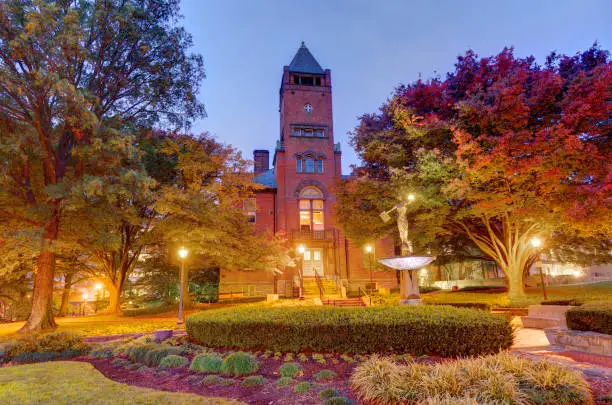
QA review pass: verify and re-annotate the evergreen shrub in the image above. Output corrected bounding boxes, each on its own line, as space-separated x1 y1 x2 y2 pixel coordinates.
3 331 88 363
186 306 513 356
158 355 188 369
566 303 612 334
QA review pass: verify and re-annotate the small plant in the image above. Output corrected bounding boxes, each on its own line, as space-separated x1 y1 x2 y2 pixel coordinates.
320 388 342 400
298 353 308 362
112 358 129 367
218 377 236 386
158 355 188 369
276 376 293 387
273 351 282 360
340 354 355 363
184 375 202 385
283 353 294 362
240 375 266 387
294 381 312 393
324 397 352 405
200 375 222 386
314 369 338 381
89 345 114 359
312 353 326 364
137 365 153 374
261 350 273 359
126 362 143 370
144 346 183 366
190 353 223 373
220 351 259 376
278 362 302 378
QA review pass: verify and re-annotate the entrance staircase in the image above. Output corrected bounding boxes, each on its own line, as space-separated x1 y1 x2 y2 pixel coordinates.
323 298 366 307
303 277 338 298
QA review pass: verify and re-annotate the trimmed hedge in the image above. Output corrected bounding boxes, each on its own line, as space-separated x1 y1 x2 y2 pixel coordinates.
186 306 513 357
566 303 612 335
429 302 491 311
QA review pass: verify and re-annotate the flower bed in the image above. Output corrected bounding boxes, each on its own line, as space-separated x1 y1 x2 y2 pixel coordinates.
186 306 513 356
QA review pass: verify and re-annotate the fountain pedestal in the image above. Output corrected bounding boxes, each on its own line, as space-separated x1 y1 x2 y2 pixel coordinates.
378 255 436 305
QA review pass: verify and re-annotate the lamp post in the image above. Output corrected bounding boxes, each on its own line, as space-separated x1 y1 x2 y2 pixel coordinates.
530 237 547 301
297 244 305 299
365 245 374 305
177 246 189 325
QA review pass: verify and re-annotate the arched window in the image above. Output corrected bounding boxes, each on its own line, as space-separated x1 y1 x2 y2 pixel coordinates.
299 187 324 231
296 154 324 173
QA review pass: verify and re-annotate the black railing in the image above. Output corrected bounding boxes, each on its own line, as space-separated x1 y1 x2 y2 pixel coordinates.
290 229 334 241
314 272 325 300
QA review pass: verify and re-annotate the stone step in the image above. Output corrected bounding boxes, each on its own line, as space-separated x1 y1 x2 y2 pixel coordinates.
521 316 566 329
323 298 365 307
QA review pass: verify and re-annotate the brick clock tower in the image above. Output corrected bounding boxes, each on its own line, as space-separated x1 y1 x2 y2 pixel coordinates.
219 43 396 299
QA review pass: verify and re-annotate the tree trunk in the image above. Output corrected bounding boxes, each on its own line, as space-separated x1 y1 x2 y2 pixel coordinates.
19 211 60 333
107 283 122 314
58 272 73 317
505 263 526 300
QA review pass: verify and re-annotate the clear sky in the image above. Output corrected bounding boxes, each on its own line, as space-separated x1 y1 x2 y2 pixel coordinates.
180 0 611 174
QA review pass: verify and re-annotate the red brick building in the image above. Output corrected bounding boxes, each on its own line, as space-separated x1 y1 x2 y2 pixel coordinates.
219 43 398 298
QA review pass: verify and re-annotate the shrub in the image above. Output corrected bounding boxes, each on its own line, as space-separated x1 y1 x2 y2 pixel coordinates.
419 286 441 294
186 306 512 356
428 302 491 311
144 346 184 366
541 299 582 306
276 376 293 387
351 352 592 405
220 351 259 376
566 303 612 334
320 388 342 400
294 382 311 393
158 355 188 369
200 375 223 386
314 369 338 381
190 353 223 373
4 331 88 363
278 362 302 378
240 375 266 387
324 397 352 405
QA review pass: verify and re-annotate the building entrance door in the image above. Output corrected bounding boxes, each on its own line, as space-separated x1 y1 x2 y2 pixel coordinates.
302 248 323 277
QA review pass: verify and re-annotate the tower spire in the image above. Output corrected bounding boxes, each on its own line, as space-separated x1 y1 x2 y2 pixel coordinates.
289 42 324 74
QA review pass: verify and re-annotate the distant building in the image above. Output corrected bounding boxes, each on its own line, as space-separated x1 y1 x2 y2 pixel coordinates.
219 43 397 298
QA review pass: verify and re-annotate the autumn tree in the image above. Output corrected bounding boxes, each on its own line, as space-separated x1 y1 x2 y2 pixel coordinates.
339 45 611 300
0 0 204 331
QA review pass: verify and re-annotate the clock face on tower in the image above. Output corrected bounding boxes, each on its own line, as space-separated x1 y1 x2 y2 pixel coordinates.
304 104 313 113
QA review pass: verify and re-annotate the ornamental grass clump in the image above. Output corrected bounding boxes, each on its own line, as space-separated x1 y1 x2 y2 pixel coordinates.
314 369 338 381
240 375 266 387
190 353 223 373
351 352 592 405
158 355 188 369
186 305 512 356
220 352 259 377
278 362 302 378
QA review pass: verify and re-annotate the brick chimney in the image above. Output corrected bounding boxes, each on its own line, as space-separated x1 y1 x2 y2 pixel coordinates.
253 150 269 174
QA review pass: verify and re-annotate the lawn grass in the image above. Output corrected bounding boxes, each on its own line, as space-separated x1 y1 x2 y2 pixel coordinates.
0 361 242 404
421 281 612 308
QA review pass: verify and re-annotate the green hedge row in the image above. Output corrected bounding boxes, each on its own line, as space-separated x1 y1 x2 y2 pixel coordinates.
186 306 513 357
566 303 612 335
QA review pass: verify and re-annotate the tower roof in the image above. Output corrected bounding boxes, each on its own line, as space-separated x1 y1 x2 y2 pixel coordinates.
288 42 324 74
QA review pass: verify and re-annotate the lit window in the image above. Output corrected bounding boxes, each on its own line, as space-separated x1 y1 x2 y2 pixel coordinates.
298 191 324 232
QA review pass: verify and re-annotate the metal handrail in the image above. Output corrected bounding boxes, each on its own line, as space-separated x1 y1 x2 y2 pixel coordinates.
358 286 372 306
314 272 325 300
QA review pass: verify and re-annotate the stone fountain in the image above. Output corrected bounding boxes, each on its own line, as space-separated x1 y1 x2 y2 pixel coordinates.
378 196 436 304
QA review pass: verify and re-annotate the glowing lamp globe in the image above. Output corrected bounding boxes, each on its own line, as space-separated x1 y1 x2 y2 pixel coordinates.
530 237 542 248
365 245 373 253
178 247 188 259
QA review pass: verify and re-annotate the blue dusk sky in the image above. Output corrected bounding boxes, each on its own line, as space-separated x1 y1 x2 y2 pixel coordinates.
180 0 611 174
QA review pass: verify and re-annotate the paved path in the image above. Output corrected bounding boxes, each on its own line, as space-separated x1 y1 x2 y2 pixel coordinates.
512 327 612 379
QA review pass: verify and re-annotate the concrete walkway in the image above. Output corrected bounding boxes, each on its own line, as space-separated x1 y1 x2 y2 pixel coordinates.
512 327 612 379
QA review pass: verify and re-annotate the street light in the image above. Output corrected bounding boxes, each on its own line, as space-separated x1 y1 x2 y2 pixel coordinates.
365 245 374 305
177 246 188 325
530 237 547 300
407 193 415 202
297 244 306 299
